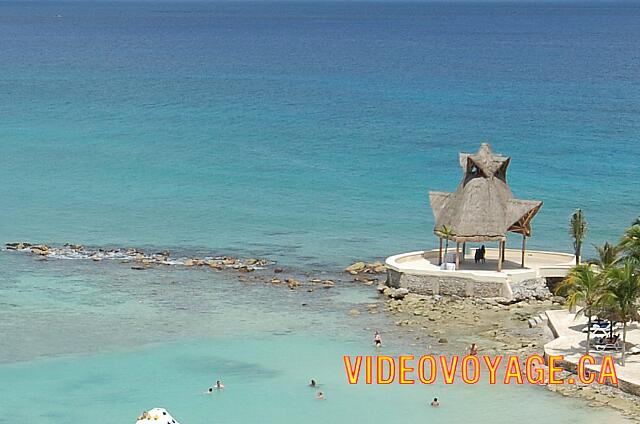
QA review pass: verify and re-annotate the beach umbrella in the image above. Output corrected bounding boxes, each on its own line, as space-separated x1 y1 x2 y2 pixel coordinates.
136 407 180 424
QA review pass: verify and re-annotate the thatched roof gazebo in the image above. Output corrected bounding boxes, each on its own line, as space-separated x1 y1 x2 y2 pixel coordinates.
429 143 542 271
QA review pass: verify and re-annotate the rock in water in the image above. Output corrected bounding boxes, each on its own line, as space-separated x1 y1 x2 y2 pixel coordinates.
285 278 300 289
370 261 387 273
345 261 366 274
136 407 180 424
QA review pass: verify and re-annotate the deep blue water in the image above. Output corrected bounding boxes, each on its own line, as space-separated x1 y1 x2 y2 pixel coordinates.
1 0 638 266
0 2 638 422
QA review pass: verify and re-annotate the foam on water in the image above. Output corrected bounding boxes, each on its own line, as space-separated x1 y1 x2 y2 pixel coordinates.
5 243 273 269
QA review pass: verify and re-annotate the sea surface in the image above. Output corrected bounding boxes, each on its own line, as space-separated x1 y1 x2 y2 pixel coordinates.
0 1 639 423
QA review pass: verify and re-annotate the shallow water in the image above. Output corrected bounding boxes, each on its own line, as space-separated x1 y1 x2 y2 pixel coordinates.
0 252 632 423
0 334 630 424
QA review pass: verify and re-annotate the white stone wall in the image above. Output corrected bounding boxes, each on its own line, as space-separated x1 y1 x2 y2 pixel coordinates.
387 269 551 301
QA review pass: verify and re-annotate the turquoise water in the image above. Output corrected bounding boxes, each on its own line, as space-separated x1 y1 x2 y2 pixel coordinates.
1 1 638 266
0 253 629 423
0 1 639 422
0 335 627 424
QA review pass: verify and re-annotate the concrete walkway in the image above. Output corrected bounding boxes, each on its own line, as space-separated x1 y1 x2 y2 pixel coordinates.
544 309 640 395
386 248 575 284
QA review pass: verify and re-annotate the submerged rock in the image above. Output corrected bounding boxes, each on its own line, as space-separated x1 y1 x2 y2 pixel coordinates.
238 266 254 273
322 280 335 287
285 278 300 289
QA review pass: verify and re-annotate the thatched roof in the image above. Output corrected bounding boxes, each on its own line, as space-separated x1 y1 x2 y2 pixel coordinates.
429 143 542 242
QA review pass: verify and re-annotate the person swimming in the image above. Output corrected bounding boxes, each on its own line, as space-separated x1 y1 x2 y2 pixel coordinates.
316 391 325 400
431 397 440 407
309 379 317 387
374 331 382 347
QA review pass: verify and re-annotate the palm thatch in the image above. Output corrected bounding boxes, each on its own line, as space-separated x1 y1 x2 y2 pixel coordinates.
429 143 542 242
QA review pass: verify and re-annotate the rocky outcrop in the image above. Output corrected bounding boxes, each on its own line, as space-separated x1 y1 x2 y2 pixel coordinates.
285 278 300 289
5 241 349 295
377 282 564 356
5 242 32 250
4 242 270 272
509 277 552 302
545 371 640 418
345 261 387 275
377 285 409 300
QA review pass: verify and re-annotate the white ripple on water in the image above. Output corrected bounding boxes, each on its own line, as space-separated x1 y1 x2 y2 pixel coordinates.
4 243 272 270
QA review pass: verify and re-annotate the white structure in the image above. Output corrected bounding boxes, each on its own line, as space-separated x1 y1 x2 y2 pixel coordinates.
136 408 180 424
386 248 575 300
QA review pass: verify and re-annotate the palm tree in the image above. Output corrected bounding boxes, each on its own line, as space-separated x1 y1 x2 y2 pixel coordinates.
570 209 588 265
587 242 621 270
606 259 640 365
556 265 607 355
621 224 640 262
440 225 455 261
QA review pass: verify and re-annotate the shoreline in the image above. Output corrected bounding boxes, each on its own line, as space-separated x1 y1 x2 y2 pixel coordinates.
374 284 640 421
5 241 640 420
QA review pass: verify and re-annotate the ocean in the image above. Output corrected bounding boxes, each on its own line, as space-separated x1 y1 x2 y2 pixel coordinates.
0 1 638 422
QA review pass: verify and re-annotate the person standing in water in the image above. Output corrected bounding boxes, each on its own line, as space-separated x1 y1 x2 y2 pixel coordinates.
309 379 317 387
431 397 440 407
374 331 382 347
214 380 224 389
316 391 325 400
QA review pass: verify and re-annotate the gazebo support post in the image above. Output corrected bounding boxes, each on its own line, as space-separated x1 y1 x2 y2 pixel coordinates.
462 242 466 262
521 235 526 268
455 242 460 270
497 240 504 272
438 238 443 265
